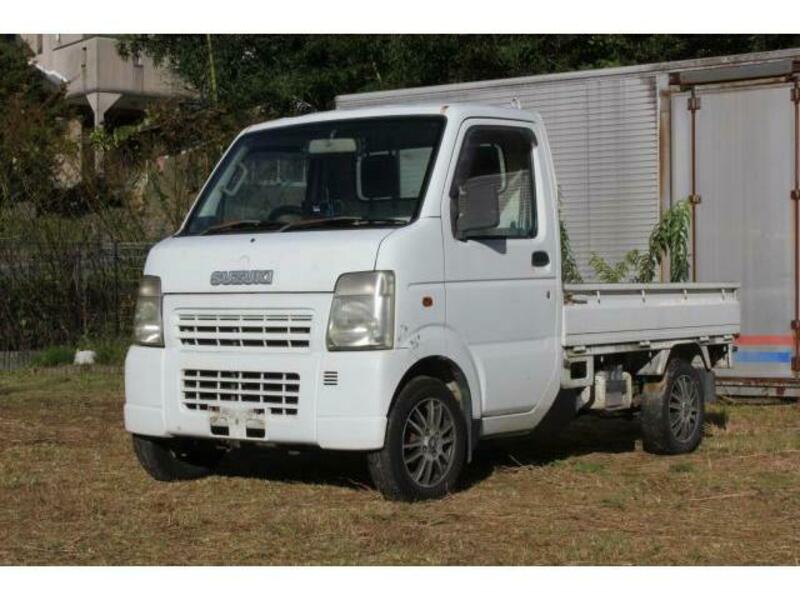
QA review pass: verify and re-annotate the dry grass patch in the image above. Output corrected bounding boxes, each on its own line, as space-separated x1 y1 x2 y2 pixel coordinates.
1 368 799 565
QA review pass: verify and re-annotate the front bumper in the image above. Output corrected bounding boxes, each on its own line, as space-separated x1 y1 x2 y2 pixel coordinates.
124 343 410 451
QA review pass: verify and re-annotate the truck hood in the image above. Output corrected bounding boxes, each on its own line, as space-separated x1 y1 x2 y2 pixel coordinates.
144 229 394 294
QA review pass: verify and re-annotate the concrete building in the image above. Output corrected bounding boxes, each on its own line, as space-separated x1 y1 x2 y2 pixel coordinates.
21 34 188 130
338 48 800 396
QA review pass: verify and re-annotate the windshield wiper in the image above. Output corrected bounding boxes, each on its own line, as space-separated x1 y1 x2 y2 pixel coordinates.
279 216 408 232
200 219 285 236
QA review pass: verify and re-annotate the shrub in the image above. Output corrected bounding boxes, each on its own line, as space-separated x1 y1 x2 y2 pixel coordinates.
32 345 74 367
590 200 692 283
88 338 130 366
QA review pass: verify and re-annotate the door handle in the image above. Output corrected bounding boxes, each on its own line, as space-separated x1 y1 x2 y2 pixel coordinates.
532 251 550 267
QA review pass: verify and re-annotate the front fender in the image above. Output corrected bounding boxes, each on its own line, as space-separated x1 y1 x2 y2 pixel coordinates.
401 323 484 420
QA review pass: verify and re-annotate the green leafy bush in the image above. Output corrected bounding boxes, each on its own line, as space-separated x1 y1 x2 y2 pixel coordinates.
642 199 692 283
29 339 129 368
590 200 692 284
31 345 74 367
87 338 130 366
559 187 583 284
560 219 583 285
589 250 646 284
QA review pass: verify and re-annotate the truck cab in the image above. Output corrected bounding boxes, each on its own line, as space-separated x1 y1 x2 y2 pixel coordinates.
125 104 739 500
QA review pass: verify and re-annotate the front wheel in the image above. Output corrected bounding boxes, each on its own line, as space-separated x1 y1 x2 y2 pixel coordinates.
641 358 705 455
367 376 467 501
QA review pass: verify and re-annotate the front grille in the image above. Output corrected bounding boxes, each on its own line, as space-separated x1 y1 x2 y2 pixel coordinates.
182 369 300 415
175 311 312 350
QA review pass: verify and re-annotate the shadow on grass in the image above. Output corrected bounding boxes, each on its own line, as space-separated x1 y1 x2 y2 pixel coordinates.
215 446 374 491
705 408 729 430
461 406 640 489
210 396 642 493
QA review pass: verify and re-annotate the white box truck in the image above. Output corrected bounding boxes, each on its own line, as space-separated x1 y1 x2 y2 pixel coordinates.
125 104 740 501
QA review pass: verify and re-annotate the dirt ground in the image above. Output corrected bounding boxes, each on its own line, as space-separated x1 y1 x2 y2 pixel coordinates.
1 368 798 565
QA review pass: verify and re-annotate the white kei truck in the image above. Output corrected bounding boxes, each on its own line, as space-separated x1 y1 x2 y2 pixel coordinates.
125 104 740 501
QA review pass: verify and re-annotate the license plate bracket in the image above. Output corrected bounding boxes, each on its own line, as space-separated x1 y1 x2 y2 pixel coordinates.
209 405 267 439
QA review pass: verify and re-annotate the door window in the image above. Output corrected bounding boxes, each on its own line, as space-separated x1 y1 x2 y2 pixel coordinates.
451 126 537 239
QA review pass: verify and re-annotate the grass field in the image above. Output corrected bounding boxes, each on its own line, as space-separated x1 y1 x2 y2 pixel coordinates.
1 368 799 565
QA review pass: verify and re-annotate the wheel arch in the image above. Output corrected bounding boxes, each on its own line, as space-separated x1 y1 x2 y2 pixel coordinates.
637 343 711 381
391 355 479 461
639 343 715 407
669 342 711 370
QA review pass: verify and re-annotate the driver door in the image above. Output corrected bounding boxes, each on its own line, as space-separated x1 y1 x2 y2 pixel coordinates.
443 120 559 417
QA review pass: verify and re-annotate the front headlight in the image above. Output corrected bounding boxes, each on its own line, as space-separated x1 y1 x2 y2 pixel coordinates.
133 275 164 347
327 271 395 350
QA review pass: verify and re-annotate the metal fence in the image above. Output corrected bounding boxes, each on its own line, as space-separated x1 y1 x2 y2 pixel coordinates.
0 350 39 371
0 240 153 353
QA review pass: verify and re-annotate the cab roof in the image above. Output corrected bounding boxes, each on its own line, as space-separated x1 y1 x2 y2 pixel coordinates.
244 103 541 134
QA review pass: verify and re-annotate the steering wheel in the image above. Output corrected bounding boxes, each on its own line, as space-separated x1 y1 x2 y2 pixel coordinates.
267 205 305 223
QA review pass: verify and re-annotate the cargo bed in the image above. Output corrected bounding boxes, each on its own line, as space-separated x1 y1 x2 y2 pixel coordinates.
563 283 740 351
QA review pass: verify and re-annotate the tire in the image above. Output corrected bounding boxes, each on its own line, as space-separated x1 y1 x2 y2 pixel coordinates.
367 376 467 502
132 434 225 481
641 358 705 455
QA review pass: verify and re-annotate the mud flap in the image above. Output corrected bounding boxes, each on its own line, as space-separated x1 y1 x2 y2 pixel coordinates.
698 368 716 404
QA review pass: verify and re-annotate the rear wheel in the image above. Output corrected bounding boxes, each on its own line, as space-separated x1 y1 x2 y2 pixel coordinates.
132 434 226 481
367 376 467 501
641 358 705 454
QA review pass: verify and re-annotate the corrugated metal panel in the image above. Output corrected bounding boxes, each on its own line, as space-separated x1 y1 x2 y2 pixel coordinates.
338 75 660 279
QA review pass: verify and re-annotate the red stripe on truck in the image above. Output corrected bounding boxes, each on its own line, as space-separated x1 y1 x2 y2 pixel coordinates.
735 335 794 347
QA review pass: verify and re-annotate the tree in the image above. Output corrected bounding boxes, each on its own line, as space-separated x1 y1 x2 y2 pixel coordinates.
118 35 388 116
118 34 800 116
0 37 72 208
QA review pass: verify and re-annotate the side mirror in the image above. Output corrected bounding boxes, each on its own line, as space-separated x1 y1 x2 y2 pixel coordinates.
455 177 500 240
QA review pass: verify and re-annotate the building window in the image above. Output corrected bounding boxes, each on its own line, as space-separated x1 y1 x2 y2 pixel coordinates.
36 34 43 54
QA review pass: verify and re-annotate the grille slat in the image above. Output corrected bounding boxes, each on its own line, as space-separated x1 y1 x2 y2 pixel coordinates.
175 311 312 350
180 372 296 383
182 369 300 416
323 371 339 386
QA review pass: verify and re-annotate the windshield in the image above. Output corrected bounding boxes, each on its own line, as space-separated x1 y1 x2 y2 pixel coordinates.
182 116 446 236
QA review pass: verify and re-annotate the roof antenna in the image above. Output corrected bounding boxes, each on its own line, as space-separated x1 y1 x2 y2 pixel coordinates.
510 97 522 110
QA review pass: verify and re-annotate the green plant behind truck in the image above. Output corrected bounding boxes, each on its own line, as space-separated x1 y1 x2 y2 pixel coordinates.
589 200 692 284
